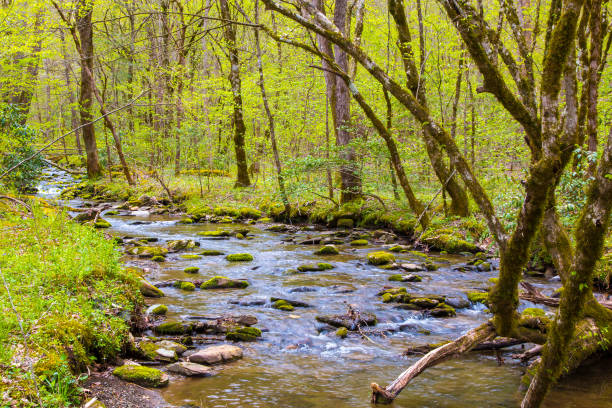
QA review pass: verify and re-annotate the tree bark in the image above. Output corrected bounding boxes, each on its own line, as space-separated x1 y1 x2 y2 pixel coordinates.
76 0 102 178
219 0 251 187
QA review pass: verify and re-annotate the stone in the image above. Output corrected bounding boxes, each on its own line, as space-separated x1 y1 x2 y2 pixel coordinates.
400 263 425 272
166 239 199 252
226 327 262 342
200 276 249 289
184 267 199 274
155 340 187 355
429 304 457 317
199 249 225 256
174 281 196 291
388 274 422 282
151 255 165 263
112 365 169 388
314 245 340 255
128 246 168 258
336 218 354 228
146 304 168 316
270 297 311 308
139 279 164 298
315 312 377 330
167 362 215 377
336 327 348 338
226 253 254 262
389 245 410 253
197 230 232 238
350 239 368 246
154 348 177 362
153 321 193 335
367 251 395 265
188 345 243 365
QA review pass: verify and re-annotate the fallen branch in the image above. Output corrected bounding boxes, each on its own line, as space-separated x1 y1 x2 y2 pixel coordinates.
42 158 85 175
0 195 33 215
512 345 543 362
371 322 496 404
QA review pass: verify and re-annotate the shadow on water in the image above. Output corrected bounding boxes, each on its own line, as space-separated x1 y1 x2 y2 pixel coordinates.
36 168 612 408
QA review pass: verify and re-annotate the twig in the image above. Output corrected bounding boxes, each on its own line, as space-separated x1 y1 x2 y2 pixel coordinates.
414 169 457 243
42 158 85 175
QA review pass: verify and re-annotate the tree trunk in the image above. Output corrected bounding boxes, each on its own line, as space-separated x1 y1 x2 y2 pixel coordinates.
333 0 361 203
254 0 289 213
60 30 81 155
219 0 250 187
76 0 102 178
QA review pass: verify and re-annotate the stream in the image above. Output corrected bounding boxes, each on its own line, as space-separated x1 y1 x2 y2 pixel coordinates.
37 168 612 408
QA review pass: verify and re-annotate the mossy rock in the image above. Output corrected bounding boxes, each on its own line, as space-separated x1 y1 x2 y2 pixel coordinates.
226 253 254 262
429 303 457 317
112 365 169 388
314 245 339 255
174 281 196 291
153 321 193 335
478 262 492 271
367 251 395 265
226 326 262 342
421 229 479 254
317 262 334 270
410 297 439 309
521 307 546 318
151 255 166 263
259 217 272 223
105 210 119 216
350 239 368 246
272 299 294 311
146 304 168 316
388 274 422 282
180 254 202 260
467 291 489 304
239 207 262 219
200 276 249 289
128 246 168 258
178 218 193 224
423 261 438 271
336 327 348 338
184 266 199 274
93 218 111 228
235 233 245 239
389 245 409 253
199 249 225 256
197 230 231 237
336 218 354 228
140 279 164 298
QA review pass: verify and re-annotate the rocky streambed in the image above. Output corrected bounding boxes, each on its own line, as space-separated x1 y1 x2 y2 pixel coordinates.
37 169 612 408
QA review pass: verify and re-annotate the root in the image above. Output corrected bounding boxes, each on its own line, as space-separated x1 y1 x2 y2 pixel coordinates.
371 322 496 404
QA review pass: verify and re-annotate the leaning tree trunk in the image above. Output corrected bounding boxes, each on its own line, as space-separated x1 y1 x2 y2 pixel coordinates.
219 0 250 187
76 0 102 179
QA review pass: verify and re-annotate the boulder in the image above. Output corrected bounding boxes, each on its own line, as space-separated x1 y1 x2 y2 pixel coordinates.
226 327 262 342
400 263 425 272
314 245 340 255
367 251 395 265
112 365 169 388
315 312 377 330
188 345 243 365
153 321 193 335
146 304 168 316
139 279 164 298
200 276 249 289
167 362 215 377
155 340 187 355
166 239 199 252
226 253 254 262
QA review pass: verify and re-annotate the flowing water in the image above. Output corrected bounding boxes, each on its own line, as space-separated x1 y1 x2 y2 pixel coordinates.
37 169 612 408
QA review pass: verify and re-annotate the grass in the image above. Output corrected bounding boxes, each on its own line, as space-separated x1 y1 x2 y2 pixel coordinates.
0 205 141 406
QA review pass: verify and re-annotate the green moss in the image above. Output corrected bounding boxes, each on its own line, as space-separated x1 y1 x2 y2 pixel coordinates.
235 233 245 239
148 304 168 315
467 291 489 304
197 230 231 237
93 218 111 228
297 264 324 272
389 245 408 253
226 326 262 341
336 327 348 338
213 206 241 217
350 239 369 246
367 251 395 265
178 217 193 224
521 307 546 318
140 279 164 297
199 249 224 256
128 246 168 258
151 255 165 263
314 245 339 255
381 293 393 303
173 281 196 291
272 299 294 311
226 253 254 262
239 207 262 219
112 365 168 388
317 262 334 270
153 321 193 335
421 228 479 253
180 254 201 260
479 262 492 271
184 266 199 274
430 303 457 317
200 276 249 289
336 218 354 228
389 274 422 282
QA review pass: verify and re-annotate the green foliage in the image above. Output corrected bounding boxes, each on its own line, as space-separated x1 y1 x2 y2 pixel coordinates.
0 206 141 405
0 104 44 192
